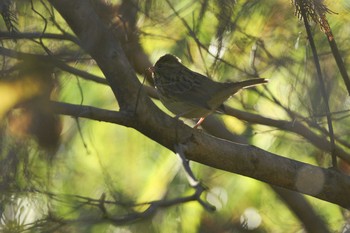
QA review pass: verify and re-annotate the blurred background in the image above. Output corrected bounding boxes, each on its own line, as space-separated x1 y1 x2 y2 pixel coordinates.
0 0 349 232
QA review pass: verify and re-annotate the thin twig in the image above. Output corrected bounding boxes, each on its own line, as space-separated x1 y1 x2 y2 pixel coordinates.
0 31 80 44
0 46 107 84
174 143 200 187
174 143 215 211
327 37 350 95
27 187 213 226
299 5 336 168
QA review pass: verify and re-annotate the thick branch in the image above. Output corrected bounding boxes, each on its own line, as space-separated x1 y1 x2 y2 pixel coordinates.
50 101 350 208
183 133 350 208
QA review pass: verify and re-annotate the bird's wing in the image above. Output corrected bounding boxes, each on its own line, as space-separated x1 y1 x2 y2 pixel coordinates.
168 68 219 110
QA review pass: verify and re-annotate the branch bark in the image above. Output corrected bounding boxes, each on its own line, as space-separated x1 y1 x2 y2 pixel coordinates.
51 101 350 208
48 0 350 208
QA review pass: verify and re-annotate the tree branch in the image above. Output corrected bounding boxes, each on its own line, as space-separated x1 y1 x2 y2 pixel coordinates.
272 186 330 233
0 46 108 85
49 99 350 208
0 31 80 44
299 2 336 167
50 101 132 126
224 106 350 163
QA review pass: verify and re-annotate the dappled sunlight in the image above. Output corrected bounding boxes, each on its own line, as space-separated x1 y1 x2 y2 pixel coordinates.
206 186 228 210
0 77 43 120
0 0 349 232
295 165 325 195
240 207 262 230
0 194 48 232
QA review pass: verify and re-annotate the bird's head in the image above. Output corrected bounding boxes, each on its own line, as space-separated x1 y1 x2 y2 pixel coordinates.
154 54 182 70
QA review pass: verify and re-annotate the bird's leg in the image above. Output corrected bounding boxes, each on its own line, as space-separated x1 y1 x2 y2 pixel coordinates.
175 111 206 129
194 117 206 128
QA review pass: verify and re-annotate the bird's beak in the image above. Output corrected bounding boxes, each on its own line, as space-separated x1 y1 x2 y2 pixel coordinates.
144 66 155 81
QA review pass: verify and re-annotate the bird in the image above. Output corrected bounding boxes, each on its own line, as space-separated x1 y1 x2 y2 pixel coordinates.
150 54 268 127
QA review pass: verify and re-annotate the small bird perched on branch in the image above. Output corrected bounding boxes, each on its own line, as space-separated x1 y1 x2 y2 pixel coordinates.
150 54 268 127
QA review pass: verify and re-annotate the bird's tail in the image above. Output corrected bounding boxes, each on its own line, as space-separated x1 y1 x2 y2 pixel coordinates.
232 78 268 91
208 78 268 109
